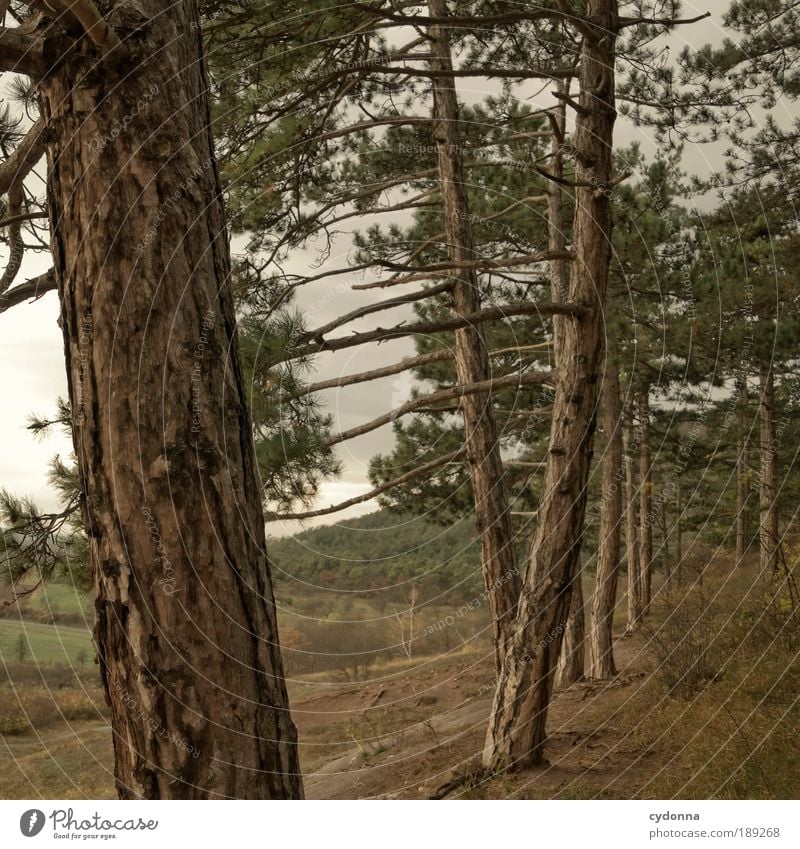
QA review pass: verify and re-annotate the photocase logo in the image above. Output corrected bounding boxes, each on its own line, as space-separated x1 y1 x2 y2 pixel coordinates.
19 810 45 837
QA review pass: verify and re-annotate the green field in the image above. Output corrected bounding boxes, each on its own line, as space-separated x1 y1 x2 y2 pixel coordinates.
0 619 93 667
23 583 92 619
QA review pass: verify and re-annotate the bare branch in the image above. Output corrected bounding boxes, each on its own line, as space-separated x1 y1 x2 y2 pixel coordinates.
282 300 587 362
324 371 554 447
352 250 573 290
618 11 711 29
297 345 553 397
302 280 453 340
0 268 57 314
0 209 47 228
266 447 467 521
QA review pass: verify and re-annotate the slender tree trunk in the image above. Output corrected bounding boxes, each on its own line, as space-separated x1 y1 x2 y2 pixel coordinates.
482 0 618 770
555 565 585 688
736 372 751 561
624 412 643 633
589 360 623 679
759 363 779 575
659 497 670 574
638 389 653 615
547 88 569 307
39 2 302 798
675 480 683 583
428 0 520 668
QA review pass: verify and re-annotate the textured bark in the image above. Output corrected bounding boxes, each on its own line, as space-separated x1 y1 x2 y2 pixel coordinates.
759 363 779 576
638 390 653 615
624 413 643 633
736 373 751 561
482 0 618 770
428 0 520 668
555 566 585 689
38 3 302 798
589 361 623 679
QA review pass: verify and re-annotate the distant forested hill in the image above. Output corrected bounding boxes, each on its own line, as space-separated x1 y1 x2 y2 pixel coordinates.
268 510 484 600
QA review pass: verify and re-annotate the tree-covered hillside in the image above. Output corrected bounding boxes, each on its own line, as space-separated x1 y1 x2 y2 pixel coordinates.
269 510 484 600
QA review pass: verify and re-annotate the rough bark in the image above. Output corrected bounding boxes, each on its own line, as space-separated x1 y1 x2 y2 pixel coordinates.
428 0 520 669
482 0 618 771
758 362 779 576
736 372 751 561
589 360 623 679
624 412 643 633
554 565 585 689
38 2 302 798
638 389 653 615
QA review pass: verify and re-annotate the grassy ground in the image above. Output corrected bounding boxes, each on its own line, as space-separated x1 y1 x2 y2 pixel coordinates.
0 619 93 667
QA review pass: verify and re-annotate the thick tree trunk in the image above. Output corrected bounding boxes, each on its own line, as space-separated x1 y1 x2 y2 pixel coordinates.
759 363 779 575
638 390 653 615
482 0 618 771
428 0 520 668
555 566 585 689
736 373 751 561
624 413 643 633
589 360 623 679
39 2 302 798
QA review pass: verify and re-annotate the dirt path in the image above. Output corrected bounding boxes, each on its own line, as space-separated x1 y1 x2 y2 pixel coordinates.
296 632 657 799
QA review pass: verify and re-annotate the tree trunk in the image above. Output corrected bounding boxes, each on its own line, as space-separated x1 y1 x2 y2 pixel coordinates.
736 372 751 561
39 2 302 799
624 412 643 633
482 0 618 771
547 88 569 307
675 480 683 583
555 565 585 689
659 497 670 574
589 360 623 679
638 389 653 615
428 0 520 668
759 363 779 575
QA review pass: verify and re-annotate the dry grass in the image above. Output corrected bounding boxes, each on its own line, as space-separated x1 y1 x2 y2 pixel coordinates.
619 560 800 798
0 687 108 736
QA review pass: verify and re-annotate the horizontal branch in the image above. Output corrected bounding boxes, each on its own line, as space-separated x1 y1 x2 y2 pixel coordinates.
283 301 586 362
266 447 468 521
301 279 453 341
324 371 554 447
361 63 576 82
353 250 572 290
0 209 48 228
0 268 57 314
296 344 553 397
618 11 711 29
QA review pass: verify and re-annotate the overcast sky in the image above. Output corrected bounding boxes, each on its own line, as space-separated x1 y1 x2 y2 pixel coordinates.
0 1 792 538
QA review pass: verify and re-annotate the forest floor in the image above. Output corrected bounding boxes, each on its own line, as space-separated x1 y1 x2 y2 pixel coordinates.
298 632 656 799
1 560 797 798
0 632 655 799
